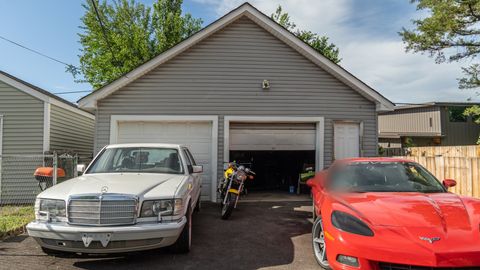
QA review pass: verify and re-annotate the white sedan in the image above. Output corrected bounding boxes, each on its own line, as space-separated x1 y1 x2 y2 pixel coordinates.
27 143 202 254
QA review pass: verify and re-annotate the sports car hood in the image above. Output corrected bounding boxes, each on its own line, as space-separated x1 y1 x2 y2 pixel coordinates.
37 173 187 201
335 192 474 230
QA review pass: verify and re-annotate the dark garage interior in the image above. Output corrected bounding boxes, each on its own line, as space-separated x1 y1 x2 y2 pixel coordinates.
230 150 315 193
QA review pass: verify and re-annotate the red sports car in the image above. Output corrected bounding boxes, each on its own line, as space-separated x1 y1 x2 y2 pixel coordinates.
307 158 480 270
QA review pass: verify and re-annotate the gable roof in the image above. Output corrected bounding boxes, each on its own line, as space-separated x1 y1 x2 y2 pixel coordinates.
78 2 394 112
0 70 94 119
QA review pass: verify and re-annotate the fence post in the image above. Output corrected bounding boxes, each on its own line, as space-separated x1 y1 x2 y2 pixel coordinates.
73 154 78 177
53 151 58 186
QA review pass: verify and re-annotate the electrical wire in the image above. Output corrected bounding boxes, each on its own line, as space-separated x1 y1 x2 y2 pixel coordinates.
90 0 120 66
0 35 78 68
53 90 91 95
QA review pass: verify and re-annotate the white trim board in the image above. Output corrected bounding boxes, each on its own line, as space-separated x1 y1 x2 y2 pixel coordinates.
78 3 394 112
43 103 51 152
109 115 219 202
223 116 325 171
0 73 95 119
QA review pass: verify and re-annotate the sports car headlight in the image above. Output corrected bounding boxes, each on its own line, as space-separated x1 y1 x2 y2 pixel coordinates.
331 211 374 236
140 199 183 217
35 199 66 221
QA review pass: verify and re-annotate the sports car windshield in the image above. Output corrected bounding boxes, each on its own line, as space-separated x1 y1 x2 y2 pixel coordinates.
86 147 184 174
328 162 446 193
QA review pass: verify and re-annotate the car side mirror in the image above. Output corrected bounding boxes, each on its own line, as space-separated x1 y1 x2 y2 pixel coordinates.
192 165 203 173
443 179 457 188
77 164 86 176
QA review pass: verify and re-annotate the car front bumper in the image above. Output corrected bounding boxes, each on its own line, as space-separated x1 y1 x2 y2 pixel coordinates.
324 225 480 270
26 217 186 254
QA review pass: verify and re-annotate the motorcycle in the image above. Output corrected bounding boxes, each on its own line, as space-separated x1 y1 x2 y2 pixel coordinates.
218 162 255 219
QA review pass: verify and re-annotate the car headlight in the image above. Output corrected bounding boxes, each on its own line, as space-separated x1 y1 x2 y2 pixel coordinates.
331 211 374 236
140 199 183 217
35 199 66 222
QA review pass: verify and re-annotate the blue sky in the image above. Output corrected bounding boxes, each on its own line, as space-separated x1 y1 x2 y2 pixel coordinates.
0 0 475 104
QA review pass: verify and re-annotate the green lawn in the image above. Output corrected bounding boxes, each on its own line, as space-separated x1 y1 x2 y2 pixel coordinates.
0 206 35 239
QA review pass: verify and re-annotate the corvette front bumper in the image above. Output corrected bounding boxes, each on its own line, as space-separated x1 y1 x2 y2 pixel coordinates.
324 226 480 270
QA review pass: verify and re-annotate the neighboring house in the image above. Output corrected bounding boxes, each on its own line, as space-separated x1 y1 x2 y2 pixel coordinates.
0 71 95 204
379 102 480 149
78 3 394 201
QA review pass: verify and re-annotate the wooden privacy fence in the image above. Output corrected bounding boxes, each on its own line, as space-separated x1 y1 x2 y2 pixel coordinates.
402 156 480 198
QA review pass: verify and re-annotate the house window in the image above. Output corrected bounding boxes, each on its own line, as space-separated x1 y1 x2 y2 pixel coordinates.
448 107 467 122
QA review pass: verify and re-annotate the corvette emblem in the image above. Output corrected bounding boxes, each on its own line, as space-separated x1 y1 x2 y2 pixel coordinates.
419 236 441 244
101 186 109 193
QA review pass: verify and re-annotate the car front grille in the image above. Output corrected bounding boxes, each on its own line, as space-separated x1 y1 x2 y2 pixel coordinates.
68 194 137 226
379 263 479 270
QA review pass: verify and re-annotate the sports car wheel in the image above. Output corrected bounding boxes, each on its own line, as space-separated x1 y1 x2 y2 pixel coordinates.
312 217 330 269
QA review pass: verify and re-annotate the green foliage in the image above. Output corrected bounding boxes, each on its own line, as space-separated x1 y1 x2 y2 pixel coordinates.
400 0 480 89
0 206 34 238
403 137 416 148
271 6 341 64
78 0 202 89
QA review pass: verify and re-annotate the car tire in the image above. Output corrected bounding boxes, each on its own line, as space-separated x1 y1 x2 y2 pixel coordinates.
312 217 331 269
171 205 192 253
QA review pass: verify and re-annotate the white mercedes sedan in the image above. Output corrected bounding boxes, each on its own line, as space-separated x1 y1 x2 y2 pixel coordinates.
27 143 203 254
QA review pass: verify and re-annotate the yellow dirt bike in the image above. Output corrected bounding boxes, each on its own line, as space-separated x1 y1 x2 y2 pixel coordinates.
218 162 255 220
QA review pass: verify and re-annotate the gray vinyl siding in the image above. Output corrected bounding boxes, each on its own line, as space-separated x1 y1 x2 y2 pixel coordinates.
379 106 442 137
0 81 44 155
94 17 377 190
50 104 95 161
0 81 44 204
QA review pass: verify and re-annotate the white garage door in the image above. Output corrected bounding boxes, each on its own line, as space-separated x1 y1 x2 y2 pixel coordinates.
230 123 316 151
116 121 212 200
334 123 360 160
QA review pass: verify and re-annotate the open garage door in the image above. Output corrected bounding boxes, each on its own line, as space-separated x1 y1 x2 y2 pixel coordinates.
116 121 213 201
229 122 316 192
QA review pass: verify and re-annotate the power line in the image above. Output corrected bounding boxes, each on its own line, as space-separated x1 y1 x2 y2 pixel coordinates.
0 35 78 68
53 90 91 95
90 0 120 66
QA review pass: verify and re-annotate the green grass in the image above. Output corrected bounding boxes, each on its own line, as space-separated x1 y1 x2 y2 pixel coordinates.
0 206 35 239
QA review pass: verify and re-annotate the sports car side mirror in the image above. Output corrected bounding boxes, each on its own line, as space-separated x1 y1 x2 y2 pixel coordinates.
443 179 457 188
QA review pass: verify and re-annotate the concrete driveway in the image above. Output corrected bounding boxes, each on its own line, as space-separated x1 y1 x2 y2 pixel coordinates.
0 200 318 270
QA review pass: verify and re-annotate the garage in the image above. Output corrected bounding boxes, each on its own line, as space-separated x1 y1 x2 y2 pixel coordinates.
78 4 395 202
110 116 218 201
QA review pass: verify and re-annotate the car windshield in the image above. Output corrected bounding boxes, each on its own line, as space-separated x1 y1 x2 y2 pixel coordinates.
327 162 446 193
86 147 184 174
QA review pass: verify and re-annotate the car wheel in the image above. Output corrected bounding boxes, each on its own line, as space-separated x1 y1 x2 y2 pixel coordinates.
312 217 331 269
171 205 192 253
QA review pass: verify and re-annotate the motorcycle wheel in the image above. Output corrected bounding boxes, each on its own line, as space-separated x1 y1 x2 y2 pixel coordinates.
221 193 236 220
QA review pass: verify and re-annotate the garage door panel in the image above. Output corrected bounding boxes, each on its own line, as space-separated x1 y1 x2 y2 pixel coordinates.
230 127 316 151
117 121 212 200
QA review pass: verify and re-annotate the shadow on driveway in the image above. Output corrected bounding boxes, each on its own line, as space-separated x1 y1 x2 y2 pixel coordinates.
0 201 317 270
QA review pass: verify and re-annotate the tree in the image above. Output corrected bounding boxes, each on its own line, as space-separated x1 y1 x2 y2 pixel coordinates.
400 0 480 142
271 6 341 63
400 0 480 89
78 0 202 89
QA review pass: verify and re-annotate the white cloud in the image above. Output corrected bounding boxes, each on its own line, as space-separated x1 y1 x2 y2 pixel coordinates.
192 0 476 103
